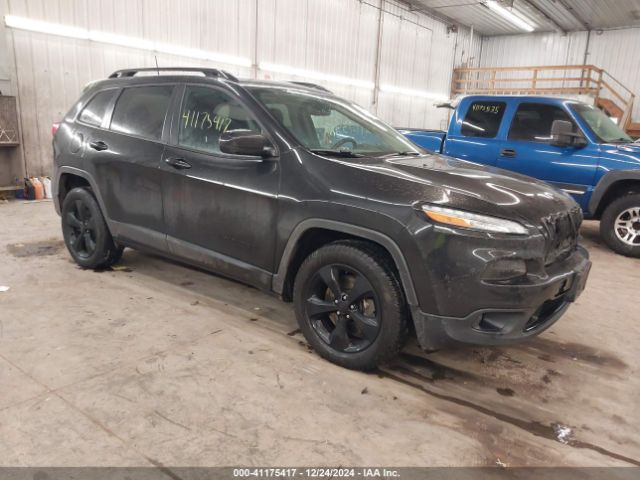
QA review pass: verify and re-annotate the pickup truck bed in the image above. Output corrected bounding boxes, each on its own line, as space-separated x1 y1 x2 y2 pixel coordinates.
397 128 446 153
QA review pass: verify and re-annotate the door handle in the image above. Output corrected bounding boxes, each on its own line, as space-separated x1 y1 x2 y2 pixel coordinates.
165 157 192 169
500 148 517 158
89 140 108 151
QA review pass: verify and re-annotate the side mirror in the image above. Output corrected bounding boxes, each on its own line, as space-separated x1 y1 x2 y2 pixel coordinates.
550 120 586 148
219 129 276 158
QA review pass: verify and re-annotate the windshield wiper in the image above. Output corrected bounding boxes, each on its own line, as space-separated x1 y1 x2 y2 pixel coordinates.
380 151 422 157
609 137 632 144
310 149 364 158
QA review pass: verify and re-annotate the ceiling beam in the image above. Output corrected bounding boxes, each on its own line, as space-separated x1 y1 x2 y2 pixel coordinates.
404 1 470 29
554 0 591 30
522 0 567 33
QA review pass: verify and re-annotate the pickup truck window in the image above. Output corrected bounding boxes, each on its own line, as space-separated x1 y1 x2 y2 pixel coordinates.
571 103 632 144
461 101 506 138
508 103 573 143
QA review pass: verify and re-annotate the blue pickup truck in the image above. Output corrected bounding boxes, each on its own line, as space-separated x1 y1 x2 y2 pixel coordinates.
400 95 640 257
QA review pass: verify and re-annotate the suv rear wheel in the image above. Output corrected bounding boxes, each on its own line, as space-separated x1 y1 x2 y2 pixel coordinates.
61 187 123 268
293 241 407 370
600 193 640 257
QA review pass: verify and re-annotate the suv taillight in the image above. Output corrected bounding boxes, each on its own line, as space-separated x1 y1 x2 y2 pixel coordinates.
51 122 60 137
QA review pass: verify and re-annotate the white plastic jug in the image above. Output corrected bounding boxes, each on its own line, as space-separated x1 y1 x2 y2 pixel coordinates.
42 177 53 199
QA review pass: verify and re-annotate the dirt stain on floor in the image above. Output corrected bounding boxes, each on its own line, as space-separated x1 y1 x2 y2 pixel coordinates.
7 239 64 257
378 368 640 467
496 387 515 397
522 337 627 369
393 352 480 383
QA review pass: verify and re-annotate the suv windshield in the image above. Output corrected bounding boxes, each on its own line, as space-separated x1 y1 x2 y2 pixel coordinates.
571 103 632 144
247 86 420 157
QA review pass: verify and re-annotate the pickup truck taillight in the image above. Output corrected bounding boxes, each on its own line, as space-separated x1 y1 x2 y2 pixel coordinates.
51 122 60 137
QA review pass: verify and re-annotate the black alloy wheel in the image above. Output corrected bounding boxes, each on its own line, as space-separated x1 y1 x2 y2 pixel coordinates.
293 241 407 370
61 187 123 269
304 263 381 353
65 198 98 258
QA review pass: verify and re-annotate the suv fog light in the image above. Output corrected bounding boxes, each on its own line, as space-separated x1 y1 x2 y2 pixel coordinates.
482 259 527 281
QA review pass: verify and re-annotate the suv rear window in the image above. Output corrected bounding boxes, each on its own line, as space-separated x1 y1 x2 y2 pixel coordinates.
110 85 174 141
78 90 116 127
461 101 506 138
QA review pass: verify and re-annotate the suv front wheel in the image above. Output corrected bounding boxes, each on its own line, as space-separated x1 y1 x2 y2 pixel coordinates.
600 193 640 257
293 241 407 370
61 187 124 269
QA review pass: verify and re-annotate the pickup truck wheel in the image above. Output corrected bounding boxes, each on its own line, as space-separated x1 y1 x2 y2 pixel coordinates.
293 241 407 370
600 193 640 257
61 187 123 269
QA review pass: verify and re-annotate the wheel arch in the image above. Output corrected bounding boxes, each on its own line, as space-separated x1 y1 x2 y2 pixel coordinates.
55 167 108 217
272 220 419 309
589 171 640 218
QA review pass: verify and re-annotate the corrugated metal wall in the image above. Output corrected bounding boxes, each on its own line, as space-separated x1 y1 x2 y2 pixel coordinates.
479 31 587 68
479 28 640 120
1 0 479 180
587 28 640 121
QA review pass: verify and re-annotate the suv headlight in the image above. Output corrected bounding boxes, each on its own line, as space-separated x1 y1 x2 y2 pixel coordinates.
422 205 528 235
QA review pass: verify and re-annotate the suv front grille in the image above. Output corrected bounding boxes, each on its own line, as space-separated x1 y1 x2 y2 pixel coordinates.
540 207 582 266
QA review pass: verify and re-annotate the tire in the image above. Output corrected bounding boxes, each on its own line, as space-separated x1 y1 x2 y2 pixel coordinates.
600 193 640 257
293 240 408 370
61 187 124 269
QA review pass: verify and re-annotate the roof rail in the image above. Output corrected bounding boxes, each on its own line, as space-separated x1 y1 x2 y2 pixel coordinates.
289 81 332 93
108 67 238 82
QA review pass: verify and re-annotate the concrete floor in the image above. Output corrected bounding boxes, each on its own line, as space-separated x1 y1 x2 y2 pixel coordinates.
0 200 638 468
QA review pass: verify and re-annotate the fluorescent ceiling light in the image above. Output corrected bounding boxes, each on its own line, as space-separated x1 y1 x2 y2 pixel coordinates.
156 42 250 67
5 14 88 39
380 84 448 102
4 15 252 68
485 1 535 32
89 31 154 50
6 14 446 98
259 62 375 90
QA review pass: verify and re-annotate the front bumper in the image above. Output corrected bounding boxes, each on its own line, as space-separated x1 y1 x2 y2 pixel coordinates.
411 245 591 350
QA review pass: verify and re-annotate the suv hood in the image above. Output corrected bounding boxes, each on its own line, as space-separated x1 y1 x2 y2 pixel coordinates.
322 152 579 226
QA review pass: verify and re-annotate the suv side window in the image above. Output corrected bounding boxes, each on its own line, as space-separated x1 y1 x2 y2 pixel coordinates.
78 90 116 127
110 85 174 141
508 103 573 142
179 86 261 155
461 101 506 138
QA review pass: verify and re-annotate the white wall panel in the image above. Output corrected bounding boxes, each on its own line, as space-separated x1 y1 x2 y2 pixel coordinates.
587 28 640 120
4 0 476 175
479 31 587 68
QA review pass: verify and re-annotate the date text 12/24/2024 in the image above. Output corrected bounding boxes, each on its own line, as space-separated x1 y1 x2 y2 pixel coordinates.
233 468 400 478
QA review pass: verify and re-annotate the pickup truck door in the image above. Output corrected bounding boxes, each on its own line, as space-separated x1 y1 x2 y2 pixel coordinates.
443 99 508 167
495 101 599 208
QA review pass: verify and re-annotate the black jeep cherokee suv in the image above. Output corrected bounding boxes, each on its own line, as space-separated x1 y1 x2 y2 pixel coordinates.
53 67 591 370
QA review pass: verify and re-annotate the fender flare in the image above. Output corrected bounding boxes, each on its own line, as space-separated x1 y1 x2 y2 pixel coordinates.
588 170 640 215
271 219 419 307
54 166 110 223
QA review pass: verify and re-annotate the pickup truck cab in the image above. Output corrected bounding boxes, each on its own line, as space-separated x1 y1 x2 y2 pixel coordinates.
400 95 640 257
